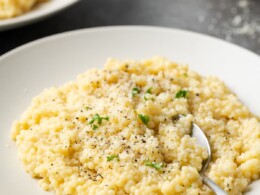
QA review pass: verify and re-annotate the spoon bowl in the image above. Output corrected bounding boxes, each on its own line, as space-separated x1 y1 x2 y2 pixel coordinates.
175 115 227 195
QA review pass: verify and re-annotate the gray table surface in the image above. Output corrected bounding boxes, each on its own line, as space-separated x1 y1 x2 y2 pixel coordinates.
0 0 259 56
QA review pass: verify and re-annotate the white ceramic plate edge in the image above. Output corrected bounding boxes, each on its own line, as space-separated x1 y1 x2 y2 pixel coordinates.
1 25 259 60
0 26 259 195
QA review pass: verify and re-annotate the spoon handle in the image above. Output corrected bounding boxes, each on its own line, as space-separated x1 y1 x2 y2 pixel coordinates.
201 174 228 195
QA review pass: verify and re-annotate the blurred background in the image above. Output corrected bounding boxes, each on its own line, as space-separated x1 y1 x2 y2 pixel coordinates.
0 0 259 55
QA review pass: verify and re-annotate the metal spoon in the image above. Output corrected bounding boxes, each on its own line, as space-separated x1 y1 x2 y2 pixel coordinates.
175 115 227 195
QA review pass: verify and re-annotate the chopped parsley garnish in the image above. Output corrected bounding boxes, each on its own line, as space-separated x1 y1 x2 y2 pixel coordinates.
88 114 109 130
144 87 154 101
85 106 91 110
145 162 164 171
89 114 109 125
144 95 154 101
107 154 119 162
132 87 140 97
175 90 188 98
138 114 150 125
92 124 98 130
183 73 188 77
146 87 152 94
